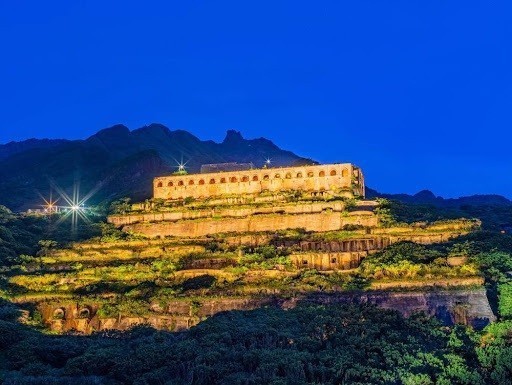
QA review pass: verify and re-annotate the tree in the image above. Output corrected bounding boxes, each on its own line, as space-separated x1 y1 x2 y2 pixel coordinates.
109 197 132 215
37 240 58 257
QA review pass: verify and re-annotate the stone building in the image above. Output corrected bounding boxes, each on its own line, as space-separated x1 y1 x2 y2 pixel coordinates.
153 163 365 200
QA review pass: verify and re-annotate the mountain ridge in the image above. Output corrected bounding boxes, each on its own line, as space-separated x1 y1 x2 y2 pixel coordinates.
1 125 510 211
0 124 315 211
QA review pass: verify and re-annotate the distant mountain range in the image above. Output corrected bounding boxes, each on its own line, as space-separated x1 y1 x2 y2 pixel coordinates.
366 188 512 207
0 124 314 211
0 124 510 212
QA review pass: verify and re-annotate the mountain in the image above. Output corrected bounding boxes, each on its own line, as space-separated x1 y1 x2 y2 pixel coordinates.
0 138 69 160
366 188 512 207
0 124 314 211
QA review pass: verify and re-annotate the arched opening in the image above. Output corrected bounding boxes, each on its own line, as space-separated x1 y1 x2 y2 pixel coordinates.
285 173 292 179
341 169 349 177
319 171 325 177
297 172 303 178
274 174 281 179
263 175 270 180
198 179 205 185
220 177 226 183
53 308 65 320
78 307 91 319
330 170 337 176
252 175 259 181
209 178 216 184
188 180 195 185
230 176 238 183
178 180 184 186
307 171 314 177
167 181 174 187
241 176 249 182
157 182 163 188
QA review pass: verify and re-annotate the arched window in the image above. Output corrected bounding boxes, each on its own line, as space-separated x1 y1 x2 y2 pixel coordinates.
198 179 205 185
167 181 173 187
319 171 325 177
252 175 259 181
209 178 216 184
178 180 184 186
263 174 270 180
297 172 303 178
307 171 314 177
189 180 195 185
330 170 337 176
242 176 249 182
78 307 91 319
274 174 281 179
220 177 226 183
157 182 163 188
53 308 65 320
230 176 238 183
285 173 292 179
341 169 349 177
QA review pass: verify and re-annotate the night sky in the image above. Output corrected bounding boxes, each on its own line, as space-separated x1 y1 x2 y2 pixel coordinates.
1 1 511 198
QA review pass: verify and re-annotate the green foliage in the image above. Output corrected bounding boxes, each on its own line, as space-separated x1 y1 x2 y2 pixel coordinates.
0 211 100 268
387 200 512 230
108 197 132 214
498 283 512 319
239 245 292 270
98 222 127 242
363 241 442 267
37 239 58 257
0 301 490 384
374 198 397 227
97 298 150 318
472 252 512 283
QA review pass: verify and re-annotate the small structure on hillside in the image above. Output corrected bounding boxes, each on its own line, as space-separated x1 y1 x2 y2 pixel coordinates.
200 162 254 173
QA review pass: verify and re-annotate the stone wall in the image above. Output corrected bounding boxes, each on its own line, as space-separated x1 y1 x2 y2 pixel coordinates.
290 252 367 270
275 238 391 252
39 288 496 334
109 201 349 227
122 211 379 238
154 163 364 200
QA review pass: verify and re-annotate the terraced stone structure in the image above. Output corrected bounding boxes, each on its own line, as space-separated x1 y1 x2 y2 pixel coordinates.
153 163 365 200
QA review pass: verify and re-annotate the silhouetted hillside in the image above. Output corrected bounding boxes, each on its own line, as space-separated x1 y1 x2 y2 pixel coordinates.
0 124 314 211
0 138 69 160
366 188 512 207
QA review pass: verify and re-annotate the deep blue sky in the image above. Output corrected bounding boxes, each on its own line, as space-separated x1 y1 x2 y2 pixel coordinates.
1 1 511 198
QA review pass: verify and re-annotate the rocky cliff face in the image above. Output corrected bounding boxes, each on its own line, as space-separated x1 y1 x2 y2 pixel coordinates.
39 288 495 334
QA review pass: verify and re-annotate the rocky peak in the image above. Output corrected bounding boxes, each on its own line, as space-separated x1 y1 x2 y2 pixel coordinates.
414 190 437 200
222 130 244 145
89 124 130 141
135 123 171 137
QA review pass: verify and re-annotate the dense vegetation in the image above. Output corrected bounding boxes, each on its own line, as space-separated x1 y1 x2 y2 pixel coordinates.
1 299 509 385
0 206 99 269
2 196 512 383
378 198 512 231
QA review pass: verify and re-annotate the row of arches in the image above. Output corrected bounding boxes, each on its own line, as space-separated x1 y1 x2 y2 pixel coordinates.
53 306 92 320
157 169 349 188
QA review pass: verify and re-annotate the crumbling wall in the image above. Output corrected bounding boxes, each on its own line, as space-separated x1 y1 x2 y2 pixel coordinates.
122 212 378 238
39 288 496 334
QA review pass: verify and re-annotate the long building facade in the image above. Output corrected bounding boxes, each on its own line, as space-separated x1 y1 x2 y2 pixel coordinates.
154 163 365 200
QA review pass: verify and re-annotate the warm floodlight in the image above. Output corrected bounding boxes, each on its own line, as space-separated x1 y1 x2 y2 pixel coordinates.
47 178 103 234
172 155 190 175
